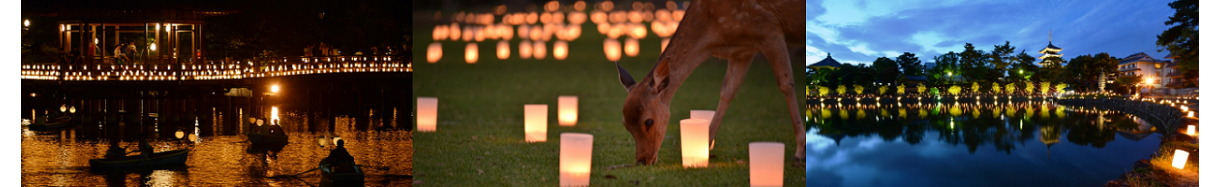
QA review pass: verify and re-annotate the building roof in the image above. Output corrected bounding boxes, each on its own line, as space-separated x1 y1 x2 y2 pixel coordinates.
1045 42 1061 50
809 53 842 68
1119 52 1165 64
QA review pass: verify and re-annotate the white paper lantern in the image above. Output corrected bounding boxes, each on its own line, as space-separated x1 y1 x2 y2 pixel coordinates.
559 133 594 187
558 96 578 126
525 104 548 142
533 41 547 60
426 42 442 63
624 38 639 57
520 40 534 59
497 41 512 60
417 97 438 132
464 43 478 63
680 119 709 168
604 39 622 61
1172 149 1189 169
554 41 569 60
749 142 784 187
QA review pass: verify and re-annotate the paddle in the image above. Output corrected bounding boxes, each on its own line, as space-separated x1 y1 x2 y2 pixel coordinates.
290 167 320 176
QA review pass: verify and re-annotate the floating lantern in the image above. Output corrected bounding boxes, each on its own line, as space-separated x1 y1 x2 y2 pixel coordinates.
417 97 438 132
533 41 547 60
497 41 511 60
520 40 534 59
426 42 443 63
559 133 594 187
1187 125 1196 135
558 96 578 126
604 38 622 61
465 43 479 63
680 119 710 168
554 41 569 60
624 38 639 57
749 142 784 187
525 104 548 142
1172 149 1189 169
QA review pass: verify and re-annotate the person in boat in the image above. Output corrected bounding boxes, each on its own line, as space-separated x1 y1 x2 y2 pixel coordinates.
105 141 127 160
269 119 285 136
327 139 356 172
139 140 154 158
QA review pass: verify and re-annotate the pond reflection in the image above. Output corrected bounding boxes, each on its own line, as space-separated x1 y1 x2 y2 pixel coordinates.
805 101 1162 187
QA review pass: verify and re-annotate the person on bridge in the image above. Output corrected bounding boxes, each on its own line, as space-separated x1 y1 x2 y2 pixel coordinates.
114 45 125 64
327 139 356 172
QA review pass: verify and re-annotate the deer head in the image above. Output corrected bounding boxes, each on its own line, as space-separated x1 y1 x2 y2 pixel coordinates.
617 60 671 165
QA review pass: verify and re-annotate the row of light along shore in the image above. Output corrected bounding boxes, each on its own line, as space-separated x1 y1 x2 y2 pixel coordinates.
426 0 685 64
416 96 785 187
19 57 410 81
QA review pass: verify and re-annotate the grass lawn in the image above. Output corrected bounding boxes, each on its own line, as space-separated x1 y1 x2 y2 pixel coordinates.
412 22 805 186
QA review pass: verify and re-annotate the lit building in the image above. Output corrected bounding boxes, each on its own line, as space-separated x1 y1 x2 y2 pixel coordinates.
1038 31 1063 67
1117 52 1170 88
1163 54 1185 88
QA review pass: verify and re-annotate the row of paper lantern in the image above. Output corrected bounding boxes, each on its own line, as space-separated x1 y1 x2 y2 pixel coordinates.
454 5 686 26
426 40 571 63
434 23 584 42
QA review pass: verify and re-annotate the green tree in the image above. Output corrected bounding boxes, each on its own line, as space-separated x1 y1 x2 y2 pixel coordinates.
1156 0 1199 86
872 57 900 85
896 52 924 76
989 41 1017 80
1116 75 1144 94
959 43 990 82
931 52 960 85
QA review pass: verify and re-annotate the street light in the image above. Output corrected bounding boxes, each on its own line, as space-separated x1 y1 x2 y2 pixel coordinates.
23 19 29 27
270 85 280 93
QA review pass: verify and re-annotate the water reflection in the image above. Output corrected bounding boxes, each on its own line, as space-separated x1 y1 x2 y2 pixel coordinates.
806 102 1162 187
21 111 412 186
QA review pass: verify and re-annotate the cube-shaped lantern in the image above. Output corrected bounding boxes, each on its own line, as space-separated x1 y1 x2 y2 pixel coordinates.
554 41 569 60
417 97 438 132
604 39 622 61
559 133 594 187
497 40 511 60
749 142 784 187
524 104 548 142
1187 124 1196 135
558 96 578 126
624 38 639 57
691 110 715 122
519 40 534 59
1172 149 1189 169
464 43 478 63
680 119 710 168
426 42 442 63
533 41 547 60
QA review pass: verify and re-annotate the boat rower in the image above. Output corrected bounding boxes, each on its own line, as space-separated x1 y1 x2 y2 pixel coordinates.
327 139 356 173
105 141 126 160
139 140 154 158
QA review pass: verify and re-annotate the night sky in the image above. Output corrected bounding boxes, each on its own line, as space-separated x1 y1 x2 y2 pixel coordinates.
805 0 1177 66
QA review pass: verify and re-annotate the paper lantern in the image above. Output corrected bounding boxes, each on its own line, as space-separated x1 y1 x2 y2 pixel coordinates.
270 106 280 125
554 41 569 60
680 119 710 168
604 39 622 61
530 26 545 41
661 38 670 52
1172 149 1189 169
426 43 442 63
1187 125 1196 135
624 38 639 57
628 24 648 39
559 133 594 187
518 25 532 40
465 43 479 63
533 41 548 60
749 142 784 187
417 97 438 132
525 104 548 142
568 12 587 25
497 41 511 60
597 23 611 34
590 11 607 24
462 26 473 41
519 41 534 59
558 96 578 126
432 25 448 41
175 130 185 139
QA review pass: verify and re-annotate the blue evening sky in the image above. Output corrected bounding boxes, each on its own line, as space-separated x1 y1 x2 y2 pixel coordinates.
805 0 1177 66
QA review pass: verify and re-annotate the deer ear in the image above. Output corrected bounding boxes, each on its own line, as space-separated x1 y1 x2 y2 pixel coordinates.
651 59 671 93
617 61 637 91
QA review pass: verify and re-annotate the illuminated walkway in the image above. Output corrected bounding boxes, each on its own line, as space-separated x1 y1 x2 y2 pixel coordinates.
21 55 411 81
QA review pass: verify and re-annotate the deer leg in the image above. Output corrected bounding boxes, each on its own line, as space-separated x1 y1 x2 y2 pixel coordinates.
708 52 755 151
758 35 806 161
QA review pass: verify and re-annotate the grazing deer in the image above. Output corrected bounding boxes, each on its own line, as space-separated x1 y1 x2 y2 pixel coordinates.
616 0 804 165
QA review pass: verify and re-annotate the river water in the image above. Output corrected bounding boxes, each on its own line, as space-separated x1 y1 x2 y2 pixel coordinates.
805 101 1163 187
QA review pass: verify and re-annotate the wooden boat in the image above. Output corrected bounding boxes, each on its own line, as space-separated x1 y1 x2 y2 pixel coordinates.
28 116 72 131
89 149 190 171
319 157 364 186
247 132 290 145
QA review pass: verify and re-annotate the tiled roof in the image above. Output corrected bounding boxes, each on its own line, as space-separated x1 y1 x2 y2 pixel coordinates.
809 53 841 68
1119 52 1157 64
1045 42 1061 50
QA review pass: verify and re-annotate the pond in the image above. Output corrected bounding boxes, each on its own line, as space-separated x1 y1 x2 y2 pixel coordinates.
805 101 1163 187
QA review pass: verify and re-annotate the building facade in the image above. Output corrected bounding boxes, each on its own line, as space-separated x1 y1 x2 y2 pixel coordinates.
1038 31 1063 67
1117 52 1170 88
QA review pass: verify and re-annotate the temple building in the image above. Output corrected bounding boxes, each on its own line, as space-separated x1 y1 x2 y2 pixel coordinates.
807 53 842 73
1038 31 1063 67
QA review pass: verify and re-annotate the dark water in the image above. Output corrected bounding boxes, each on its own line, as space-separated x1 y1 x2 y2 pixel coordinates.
20 111 413 186
805 101 1162 187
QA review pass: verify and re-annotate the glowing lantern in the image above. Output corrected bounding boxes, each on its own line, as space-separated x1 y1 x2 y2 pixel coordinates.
554 41 569 60
628 24 648 39
526 12 538 24
624 38 639 57
497 41 511 60
680 119 710 168
530 26 545 41
518 25 532 39
1172 149 1189 169
270 106 280 124
673 10 685 21
590 11 607 24
749 142 784 187
462 26 473 41
433 25 448 41
1187 125 1196 135
559 133 594 187
691 110 715 122
558 96 578 126
533 41 547 60
523 104 549 142
520 41 534 59
175 130 185 139
568 12 587 25
1188 111 1194 118
465 43 478 63
604 38 622 61
417 97 438 132
426 42 443 63
628 11 643 23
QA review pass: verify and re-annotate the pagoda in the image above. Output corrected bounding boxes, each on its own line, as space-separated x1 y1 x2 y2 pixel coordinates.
1038 30 1063 67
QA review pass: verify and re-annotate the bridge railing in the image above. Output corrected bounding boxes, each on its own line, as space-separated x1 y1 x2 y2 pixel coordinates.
21 55 411 81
